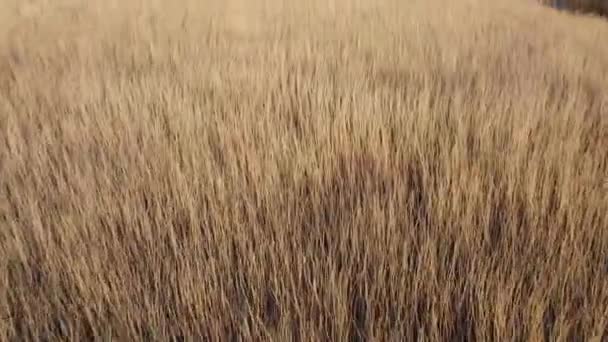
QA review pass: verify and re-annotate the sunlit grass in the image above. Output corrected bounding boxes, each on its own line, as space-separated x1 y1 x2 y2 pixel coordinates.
1 0 607 340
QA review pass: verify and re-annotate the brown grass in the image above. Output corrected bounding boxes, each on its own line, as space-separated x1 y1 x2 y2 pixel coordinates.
1 0 607 340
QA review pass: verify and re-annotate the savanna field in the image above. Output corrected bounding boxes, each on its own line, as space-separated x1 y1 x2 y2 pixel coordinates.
1 0 607 340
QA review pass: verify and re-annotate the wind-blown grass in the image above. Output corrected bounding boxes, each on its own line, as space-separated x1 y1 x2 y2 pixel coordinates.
1 0 607 340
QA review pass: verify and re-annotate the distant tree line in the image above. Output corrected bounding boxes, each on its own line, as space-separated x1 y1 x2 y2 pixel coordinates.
541 0 608 16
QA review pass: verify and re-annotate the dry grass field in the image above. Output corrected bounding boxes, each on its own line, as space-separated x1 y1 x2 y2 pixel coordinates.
1 0 607 340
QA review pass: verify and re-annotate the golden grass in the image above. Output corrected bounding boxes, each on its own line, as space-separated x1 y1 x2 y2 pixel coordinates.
1 0 607 340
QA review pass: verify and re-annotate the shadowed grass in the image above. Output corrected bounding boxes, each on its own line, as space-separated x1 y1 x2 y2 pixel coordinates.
1 0 607 340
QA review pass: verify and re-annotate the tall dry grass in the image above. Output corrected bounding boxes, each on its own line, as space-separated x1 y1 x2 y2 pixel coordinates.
1 0 607 340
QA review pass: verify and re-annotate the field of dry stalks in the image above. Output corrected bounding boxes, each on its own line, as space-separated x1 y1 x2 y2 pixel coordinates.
1 0 607 340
